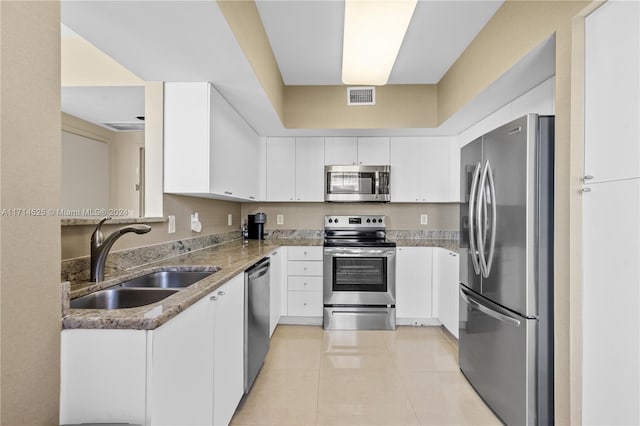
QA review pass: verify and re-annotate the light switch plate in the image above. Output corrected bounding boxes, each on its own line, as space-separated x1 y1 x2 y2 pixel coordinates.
277 214 284 225
228 213 233 226
420 214 428 225
168 215 176 233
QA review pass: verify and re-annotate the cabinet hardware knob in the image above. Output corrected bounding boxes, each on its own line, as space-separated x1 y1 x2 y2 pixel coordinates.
581 187 592 193
303 282 307 286
249 196 255 200
210 295 218 301
224 191 232 195
303 303 307 306
218 291 225 296
584 175 594 180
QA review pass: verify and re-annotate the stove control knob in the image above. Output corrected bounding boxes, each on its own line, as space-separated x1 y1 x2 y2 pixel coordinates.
334 218 339 223
366 218 371 223
328 218 333 223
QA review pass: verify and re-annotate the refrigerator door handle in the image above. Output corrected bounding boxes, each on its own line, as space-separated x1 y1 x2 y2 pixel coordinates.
468 162 482 275
476 160 490 277
460 287 521 328
485 163 497 276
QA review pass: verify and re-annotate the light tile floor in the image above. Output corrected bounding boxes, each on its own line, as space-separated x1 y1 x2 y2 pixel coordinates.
231 325 501 426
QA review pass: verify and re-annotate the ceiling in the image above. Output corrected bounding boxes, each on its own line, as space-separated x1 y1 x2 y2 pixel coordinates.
61 0 553 137
256 0 503 85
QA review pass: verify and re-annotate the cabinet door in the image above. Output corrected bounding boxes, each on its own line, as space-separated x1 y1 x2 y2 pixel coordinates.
390 137 422 202
295 137 325 201
419 137 451 201
279 247 289 316
582 178 640 425
150 296 214 425
584 1 640 182
325 137 358 165
396 247 433 319
357 137 390 165
437 249 460 338
213 274 246 426
269 249 282 336
164 82 211 194
266 137 296 201
210 85 258 200
60 330 147 425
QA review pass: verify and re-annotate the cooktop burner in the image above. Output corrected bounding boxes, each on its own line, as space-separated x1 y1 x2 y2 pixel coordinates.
323 215 395 247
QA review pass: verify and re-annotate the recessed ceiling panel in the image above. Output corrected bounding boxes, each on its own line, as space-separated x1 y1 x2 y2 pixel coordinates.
256 0 345 85
258 0 503 85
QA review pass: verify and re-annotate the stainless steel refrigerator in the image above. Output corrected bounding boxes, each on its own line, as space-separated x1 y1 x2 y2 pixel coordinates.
458 114 554 426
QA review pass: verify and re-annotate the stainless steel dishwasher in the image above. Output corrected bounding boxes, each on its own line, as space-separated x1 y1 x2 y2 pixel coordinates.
244 257 270 393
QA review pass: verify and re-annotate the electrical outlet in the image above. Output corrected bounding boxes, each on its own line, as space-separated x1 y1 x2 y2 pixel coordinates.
420 214 428 225
168 215 176 233
227 213 233 226
277 214 284 225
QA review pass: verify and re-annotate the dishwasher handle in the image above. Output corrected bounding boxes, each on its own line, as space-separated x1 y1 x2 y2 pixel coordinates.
246 257 270 280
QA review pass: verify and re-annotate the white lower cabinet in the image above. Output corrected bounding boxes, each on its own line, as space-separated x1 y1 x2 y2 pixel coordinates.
60 273 245 426
212 274 245 426
269 248 285 336
436 248 460 338
395 247 434 323
284 246 323 321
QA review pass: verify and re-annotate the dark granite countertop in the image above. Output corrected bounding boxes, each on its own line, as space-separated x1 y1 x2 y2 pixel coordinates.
62 236 456 331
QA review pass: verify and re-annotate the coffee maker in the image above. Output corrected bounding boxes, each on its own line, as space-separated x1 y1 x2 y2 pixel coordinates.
247 213 266 240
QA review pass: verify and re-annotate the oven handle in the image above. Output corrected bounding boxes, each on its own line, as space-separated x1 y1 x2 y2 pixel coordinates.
324 247 396 257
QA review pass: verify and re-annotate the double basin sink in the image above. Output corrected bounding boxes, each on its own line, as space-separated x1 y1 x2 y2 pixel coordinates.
70 271 215 310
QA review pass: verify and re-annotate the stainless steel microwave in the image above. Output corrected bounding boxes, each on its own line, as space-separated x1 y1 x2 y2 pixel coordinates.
324 165 390 202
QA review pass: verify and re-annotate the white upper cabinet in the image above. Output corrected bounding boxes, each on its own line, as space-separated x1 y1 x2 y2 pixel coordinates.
266 137 325 202
164 82 260 201
584 0 640 182
325 137 390 165
295 137 325 201
324 137 358 165
357 137 390 165
266 137 296 201
390 137 453 202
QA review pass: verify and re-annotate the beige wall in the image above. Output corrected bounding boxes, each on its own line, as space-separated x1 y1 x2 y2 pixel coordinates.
110 131 144 216
61 36 143 86
284 84 438 129
241 203 458 232
0 1 61 423
61 195 242 260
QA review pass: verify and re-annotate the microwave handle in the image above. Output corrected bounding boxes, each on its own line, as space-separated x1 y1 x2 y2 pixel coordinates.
375 171 380 195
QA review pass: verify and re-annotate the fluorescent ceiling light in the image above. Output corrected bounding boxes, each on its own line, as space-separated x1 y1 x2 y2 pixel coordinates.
342 0 417 86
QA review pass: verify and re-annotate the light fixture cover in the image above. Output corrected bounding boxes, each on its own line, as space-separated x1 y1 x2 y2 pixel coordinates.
342 0 418 86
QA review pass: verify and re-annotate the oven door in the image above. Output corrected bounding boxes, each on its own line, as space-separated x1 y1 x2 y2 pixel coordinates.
323 246 396 306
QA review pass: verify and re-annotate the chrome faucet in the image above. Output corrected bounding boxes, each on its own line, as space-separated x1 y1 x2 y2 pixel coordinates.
90 217 151 282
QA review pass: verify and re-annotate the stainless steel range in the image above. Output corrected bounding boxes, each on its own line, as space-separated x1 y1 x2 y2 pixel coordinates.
323 215 396 330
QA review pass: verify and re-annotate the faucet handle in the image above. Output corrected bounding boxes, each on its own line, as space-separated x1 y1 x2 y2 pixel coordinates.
91 217 111 244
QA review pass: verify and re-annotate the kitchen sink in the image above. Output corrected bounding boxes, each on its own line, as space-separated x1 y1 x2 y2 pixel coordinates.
70 288 180 309
117 270 215 289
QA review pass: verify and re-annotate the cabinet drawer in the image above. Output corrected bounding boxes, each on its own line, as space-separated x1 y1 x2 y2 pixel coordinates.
287 291 323 317
288 246 323 261
288 260 323 276
288 276 323 292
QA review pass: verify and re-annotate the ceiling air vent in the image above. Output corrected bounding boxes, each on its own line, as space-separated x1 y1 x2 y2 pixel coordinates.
102 122 145 131
347 86 375 106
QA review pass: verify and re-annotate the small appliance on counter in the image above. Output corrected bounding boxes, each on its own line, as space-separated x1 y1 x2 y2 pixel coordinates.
247 213 266 240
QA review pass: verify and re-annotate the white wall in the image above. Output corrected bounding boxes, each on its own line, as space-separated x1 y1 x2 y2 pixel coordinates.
61 131 109 212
